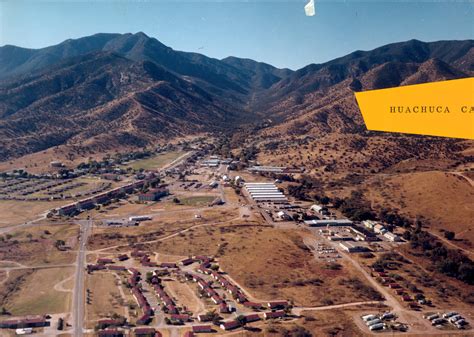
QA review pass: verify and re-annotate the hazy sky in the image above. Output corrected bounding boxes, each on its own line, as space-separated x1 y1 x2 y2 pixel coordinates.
1 0 473 69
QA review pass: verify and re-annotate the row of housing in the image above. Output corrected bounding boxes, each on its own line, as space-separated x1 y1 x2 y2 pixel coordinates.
56 176 162 216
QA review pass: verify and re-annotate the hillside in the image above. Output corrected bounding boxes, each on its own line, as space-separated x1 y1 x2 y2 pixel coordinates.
0 34 473 163
0 32 291 160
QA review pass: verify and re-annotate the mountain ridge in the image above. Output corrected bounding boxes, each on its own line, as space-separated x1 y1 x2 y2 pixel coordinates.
0 33 473 161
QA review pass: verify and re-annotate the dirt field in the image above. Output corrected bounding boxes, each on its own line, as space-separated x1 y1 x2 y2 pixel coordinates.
88 201 242 251
0 223 79 266
163 280 203 314
0 200 68 227
85 271 127 328
366 171 474 246
1 267 74 315
148 225 382 307
177 195 216 207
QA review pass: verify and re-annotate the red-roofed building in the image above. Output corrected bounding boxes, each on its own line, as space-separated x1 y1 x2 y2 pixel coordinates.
243 301 261 309
134 328 158 337
118 254 129 261
244 314 260 323
170 314 190 323
180 258 194 266
160 262 177 268
267 301 288 309
219 320 240 331
192 325 213 333
98 329 124 337
219 302 230 313
97 258 114 265
263 310 285 319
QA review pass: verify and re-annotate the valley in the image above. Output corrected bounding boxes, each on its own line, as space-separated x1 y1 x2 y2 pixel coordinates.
0 33 473 337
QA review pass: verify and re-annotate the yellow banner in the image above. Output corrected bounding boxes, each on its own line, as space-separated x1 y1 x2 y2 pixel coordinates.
355 78 474 139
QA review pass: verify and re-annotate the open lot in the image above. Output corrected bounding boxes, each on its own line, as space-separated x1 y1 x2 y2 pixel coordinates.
0 200 67 227
366 171 474 248
85 271 128 329
149 225 383 307
122 151 185 170
0 267 74 316
0 223 79 266
162 279 203 314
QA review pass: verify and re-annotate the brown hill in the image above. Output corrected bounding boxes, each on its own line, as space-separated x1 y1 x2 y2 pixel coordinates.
0 34 473 161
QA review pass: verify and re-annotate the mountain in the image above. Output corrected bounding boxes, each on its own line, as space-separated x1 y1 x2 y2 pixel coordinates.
255 39 474 116
0 33 473 161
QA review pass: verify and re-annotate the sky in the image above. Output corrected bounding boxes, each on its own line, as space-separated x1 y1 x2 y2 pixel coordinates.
1 0 473 70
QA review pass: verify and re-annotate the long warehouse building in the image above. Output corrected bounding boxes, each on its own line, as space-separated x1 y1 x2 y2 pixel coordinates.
244 182 288 203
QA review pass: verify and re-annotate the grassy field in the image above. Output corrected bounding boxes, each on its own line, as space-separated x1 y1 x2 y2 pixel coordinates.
178 195 216 207
123 151 185 170
4 267 74 315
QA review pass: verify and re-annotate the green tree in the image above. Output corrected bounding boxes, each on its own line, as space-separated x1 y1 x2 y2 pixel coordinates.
444 231 455 240
236 315 247 327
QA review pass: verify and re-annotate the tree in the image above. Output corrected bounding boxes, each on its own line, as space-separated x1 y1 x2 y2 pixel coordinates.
236 315 247 327
320 196 331 205
444 231 455 240
146 271 154 283
55 240 66 249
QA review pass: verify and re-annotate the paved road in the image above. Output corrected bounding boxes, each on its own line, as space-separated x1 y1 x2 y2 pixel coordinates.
72 219 92 337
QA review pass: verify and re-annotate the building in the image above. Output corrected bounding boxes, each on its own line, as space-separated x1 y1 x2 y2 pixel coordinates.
276 211 292 221
267 301 288 309
350 225 378 241
14 328 33 335
244 183 288 203
329 233 353 241
339 241 368 253
374 224 387 234
263 310 286 319
103 219 137 227
247 166 285 173
58 204 78 216
310 204 329 215
363 220 376 230
201 159 220 167
219 320 240 331
50 161 63 168
138 188 168 202
134 328 159 337
192 325 213 333
129 216 152 222
384 232 400 242
98 330 124 337
0 317 49 329
304 219 353 227
244 314 261 323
